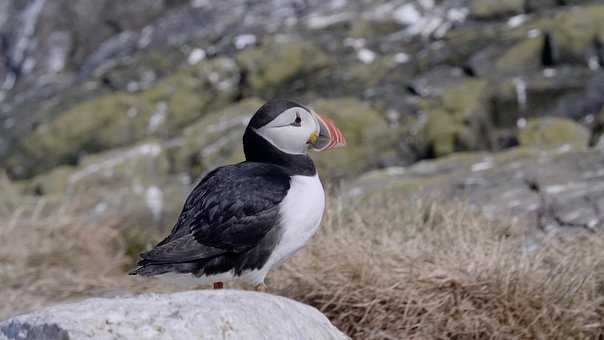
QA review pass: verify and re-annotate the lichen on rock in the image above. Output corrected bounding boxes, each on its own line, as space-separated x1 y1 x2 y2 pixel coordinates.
518 117 590 149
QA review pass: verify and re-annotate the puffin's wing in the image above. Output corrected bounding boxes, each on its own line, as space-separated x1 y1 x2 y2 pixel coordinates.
138 163 290 264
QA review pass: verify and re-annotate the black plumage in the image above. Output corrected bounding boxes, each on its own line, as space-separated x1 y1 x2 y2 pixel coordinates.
130 162 291 277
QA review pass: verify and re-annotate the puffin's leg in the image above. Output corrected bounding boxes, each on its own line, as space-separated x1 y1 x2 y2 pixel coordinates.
213 282 224 289
254 283 267 292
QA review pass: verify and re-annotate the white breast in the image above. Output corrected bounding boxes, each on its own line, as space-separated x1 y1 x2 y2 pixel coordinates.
266 174 325 270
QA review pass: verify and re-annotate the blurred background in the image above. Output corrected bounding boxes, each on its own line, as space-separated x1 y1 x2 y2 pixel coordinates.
1 0 604 337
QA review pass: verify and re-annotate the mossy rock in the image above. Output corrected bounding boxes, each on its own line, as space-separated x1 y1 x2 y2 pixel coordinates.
309 98 397 179
99 49 187 91
470 0 524 19
513 5 604 64
495 37 543 75
237 40 332 98
7 57 239 179
24 165 76 196
19 140 189 227
348 19 404 39
545 5 604 64
422 110 459 157
172 98 264 179
21 141 175 196
518 117 590 149
419 80 492 157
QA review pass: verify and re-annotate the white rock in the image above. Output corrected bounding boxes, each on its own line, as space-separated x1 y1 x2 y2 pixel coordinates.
357 48 376 64
0 290 348 340
234 34 257 50
187 48 206 65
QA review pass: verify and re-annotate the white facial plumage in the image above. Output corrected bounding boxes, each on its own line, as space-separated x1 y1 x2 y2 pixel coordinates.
253 107 318 155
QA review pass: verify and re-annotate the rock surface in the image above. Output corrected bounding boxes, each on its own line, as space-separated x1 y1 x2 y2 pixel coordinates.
2 1 604 180
0 290 348 340
347 145 604 234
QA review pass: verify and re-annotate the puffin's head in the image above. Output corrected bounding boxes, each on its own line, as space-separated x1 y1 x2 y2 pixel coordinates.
247 99 346 155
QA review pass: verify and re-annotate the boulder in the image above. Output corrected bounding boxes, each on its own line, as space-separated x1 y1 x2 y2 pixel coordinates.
0 290 348 340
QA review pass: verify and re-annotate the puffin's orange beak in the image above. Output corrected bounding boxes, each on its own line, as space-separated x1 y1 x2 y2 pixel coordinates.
308 111 347 151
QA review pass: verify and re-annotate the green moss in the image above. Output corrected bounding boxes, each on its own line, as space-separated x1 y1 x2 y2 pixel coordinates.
419 80 492 157
310 98 397 179
546 5 604 63
15 93 153 173
349 19 404 39
510 4 604 63
495 37 543 75
24 165 75 195
470 0 524 19
8 57 239 179
423 110 458 157
172 98 263 178
518 117 590 149
237 40 332 97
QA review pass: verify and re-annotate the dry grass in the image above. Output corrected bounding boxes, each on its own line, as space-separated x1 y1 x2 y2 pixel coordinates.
274 193 604 339
2 187 604 339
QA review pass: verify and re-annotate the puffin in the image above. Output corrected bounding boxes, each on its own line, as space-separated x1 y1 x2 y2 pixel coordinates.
130 99 346 291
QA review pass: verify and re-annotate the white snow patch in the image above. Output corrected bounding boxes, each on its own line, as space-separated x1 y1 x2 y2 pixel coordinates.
357 48 376 64
234 34 257 50
187 48 206 65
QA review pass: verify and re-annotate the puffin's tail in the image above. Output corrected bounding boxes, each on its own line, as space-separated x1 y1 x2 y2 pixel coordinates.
129 257 203 276
128 256 170 276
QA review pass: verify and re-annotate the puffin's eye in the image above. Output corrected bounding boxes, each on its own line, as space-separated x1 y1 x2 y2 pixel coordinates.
292 113 302 127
